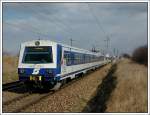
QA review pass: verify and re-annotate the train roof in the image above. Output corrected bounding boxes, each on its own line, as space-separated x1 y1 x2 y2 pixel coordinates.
21 40 103 56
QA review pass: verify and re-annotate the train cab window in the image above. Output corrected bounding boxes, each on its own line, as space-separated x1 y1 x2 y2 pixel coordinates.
22 46 53 64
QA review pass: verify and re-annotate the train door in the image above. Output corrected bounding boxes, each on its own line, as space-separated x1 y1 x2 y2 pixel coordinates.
57 45 62 75
61 48 67 74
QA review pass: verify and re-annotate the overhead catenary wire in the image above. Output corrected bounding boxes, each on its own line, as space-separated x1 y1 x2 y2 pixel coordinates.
87 3 111 54
20 3 84 46
87 3 110 40
39 6 80 45
40 7 74 34
3 5 54 39
5 3 113 51
4 21 52 40
6 3 72 42
20 4 74 39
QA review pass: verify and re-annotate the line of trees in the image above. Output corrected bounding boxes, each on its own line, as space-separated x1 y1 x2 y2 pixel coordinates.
122 45 148 66
132 45 148 66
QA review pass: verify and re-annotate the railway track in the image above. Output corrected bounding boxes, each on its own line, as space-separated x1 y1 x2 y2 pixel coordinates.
2 74 86 113
2 81 22 91
3 93 30 106
3 65 107 113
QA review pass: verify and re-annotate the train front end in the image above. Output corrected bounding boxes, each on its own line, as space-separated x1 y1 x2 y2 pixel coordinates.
18 40 61 89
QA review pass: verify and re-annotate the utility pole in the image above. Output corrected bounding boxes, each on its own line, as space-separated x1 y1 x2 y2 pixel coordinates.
116 49 119 57
70 38 75 47
104 36 110 54
92 45 96 52
113 48 116 56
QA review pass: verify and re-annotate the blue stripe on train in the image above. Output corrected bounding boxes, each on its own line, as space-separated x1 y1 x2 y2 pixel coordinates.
18 68 61 81
18 68 56 75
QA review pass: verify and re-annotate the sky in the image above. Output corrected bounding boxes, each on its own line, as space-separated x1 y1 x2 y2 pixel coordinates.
2 2 148 56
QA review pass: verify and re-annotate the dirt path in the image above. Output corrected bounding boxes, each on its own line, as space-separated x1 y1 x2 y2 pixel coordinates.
3 55 18 84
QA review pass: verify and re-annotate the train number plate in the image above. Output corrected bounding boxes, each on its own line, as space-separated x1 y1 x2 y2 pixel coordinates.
30 76 42 81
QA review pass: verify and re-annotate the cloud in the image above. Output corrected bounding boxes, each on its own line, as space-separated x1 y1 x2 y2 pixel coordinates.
3 2 148 55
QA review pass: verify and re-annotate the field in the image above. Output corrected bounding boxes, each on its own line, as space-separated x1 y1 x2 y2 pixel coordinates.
105 59 148 112
3 55 18 84
2 55 148 113
83 58 148 112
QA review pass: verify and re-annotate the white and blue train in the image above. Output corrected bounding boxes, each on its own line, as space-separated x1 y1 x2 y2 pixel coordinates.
18 40 109 90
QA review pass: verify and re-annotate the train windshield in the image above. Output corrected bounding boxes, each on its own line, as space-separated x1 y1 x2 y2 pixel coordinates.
22 46 53 64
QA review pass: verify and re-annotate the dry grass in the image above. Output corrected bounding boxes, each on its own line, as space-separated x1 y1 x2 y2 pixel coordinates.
105 59 148 112
82 63 117 112
3 55 18 84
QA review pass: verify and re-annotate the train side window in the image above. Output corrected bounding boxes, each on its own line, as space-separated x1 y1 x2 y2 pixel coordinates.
64 52 69 65
81 54 83 64
79 54 81 64
75 53 78 64
68 53 72 65
73 53 76 64
77 53 79 64
70 52 74 65
82 54 84 64
83 54 85 63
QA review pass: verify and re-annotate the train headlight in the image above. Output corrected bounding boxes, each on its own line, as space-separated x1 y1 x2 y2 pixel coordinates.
19 68 25 74
35 41 40 46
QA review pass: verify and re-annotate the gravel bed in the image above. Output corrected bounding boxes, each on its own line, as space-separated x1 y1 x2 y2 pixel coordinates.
22 64 111 113
3 91 24 104
3 93 40 112
2 85 27 104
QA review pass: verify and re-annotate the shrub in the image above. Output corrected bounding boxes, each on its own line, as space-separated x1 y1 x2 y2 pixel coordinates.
132 45 148 66
122 53 131 58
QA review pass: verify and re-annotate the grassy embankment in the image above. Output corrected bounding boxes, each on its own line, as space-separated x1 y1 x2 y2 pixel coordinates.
83 58 147 112
3 55 18 84
105 59 147 112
